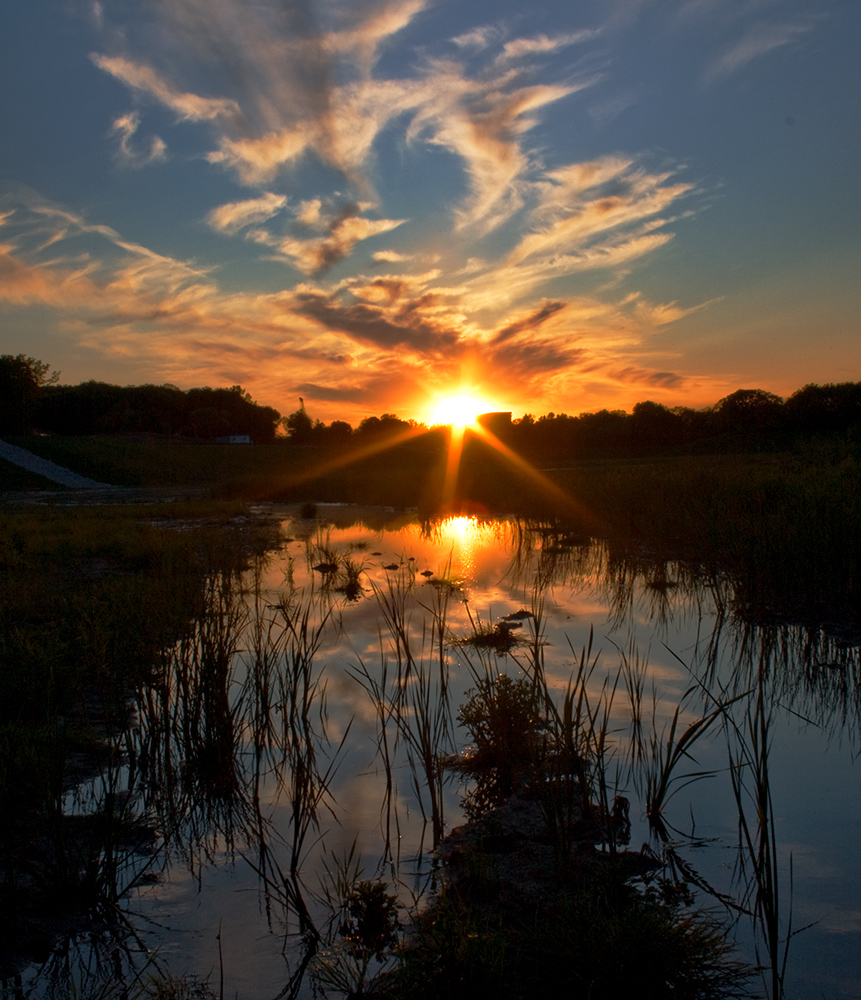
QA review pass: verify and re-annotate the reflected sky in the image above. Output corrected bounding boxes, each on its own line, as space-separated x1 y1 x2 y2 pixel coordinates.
20 506 861 1000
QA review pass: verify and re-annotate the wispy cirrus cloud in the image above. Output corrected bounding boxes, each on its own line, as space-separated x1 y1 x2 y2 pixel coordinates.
206 193 288 234
511 159 692 266
705 19 813 81
452 25 503 50
254 200 407 275
406 65 582 232
207 131 312 186
498 30 599 63
439 155 692 311
110 111 167 168
90 54 241 122
89 0 594 237
371 250 415 264
91 0 431 189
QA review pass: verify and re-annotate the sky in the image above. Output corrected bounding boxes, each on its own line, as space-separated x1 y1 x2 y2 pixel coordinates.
1 0 859 426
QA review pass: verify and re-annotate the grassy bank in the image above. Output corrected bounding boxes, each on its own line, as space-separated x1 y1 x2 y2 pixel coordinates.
0 502 280 974
7 434 444 507
8 432 860 625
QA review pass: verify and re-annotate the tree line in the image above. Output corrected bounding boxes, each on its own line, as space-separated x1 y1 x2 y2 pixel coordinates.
282 384 861 459
3 353 861 456
0 355 281 442
501 385 861 460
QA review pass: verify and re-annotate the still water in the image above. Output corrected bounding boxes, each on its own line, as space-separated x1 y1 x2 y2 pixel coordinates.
19 505 861 998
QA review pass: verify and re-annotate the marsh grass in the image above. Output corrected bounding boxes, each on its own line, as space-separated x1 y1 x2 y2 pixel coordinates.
349 572 455 850
0 503 281 976
386 627 753 1000
454 611 526 656
309 855 401 999
638 689 732 843
725 664 813 1000
552 452 861 624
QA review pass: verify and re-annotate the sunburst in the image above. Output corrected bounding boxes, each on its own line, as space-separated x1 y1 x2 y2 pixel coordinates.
430 394 485 428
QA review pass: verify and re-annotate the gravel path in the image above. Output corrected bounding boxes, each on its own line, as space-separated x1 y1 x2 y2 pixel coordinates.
0 439 113 489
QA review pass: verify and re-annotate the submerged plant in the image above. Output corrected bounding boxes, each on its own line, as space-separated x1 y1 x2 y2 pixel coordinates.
449 673 548 816
311 852 402 999
454 610 525 656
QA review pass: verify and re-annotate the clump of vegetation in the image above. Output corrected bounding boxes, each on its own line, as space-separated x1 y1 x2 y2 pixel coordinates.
454 621 525 656
392 870 750 1000
312 879 401 997
448 674 547 815
140 972 218 1000
384 670 752 1000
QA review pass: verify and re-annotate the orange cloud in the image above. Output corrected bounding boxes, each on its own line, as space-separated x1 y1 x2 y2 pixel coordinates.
90 54 241 122
274 203 407 275
206 194 288 234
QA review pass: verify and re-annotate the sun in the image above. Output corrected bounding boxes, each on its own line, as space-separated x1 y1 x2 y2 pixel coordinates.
430 394 484 428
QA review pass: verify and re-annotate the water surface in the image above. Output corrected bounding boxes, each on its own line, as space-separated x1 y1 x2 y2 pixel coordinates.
18 505 861 999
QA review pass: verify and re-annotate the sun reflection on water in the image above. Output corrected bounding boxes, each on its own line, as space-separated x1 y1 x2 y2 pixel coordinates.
433 515 502 585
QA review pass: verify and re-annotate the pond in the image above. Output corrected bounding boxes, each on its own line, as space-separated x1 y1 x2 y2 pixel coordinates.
13 504 861 999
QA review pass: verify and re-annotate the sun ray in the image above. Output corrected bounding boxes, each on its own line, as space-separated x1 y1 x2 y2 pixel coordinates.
467 422 604 529
276 422 429 490
440 424 467 511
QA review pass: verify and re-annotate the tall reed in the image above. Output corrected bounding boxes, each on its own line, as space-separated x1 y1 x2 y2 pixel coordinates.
349 572 455 850
726 660 805 1000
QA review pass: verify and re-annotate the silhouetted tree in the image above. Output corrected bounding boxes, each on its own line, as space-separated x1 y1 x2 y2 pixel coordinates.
325 420 354 445
576 408 630 455
713 389 784 434
785 383 861 433
671 405 711 442
631 400 682 449
283 406 316 443
0 354 59 434
525 412 577 460
185 385 280 441
356 413 411 439
189 406 233 439
35 379 279 440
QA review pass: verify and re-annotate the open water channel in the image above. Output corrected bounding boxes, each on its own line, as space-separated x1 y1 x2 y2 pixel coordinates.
13 504 861 999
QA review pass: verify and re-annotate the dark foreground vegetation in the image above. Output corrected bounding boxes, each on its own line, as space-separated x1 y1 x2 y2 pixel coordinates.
380 672 751 1000
0 473 855 996
0 503 280 979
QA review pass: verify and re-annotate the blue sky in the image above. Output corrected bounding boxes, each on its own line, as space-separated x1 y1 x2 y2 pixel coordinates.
1 0 858 424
